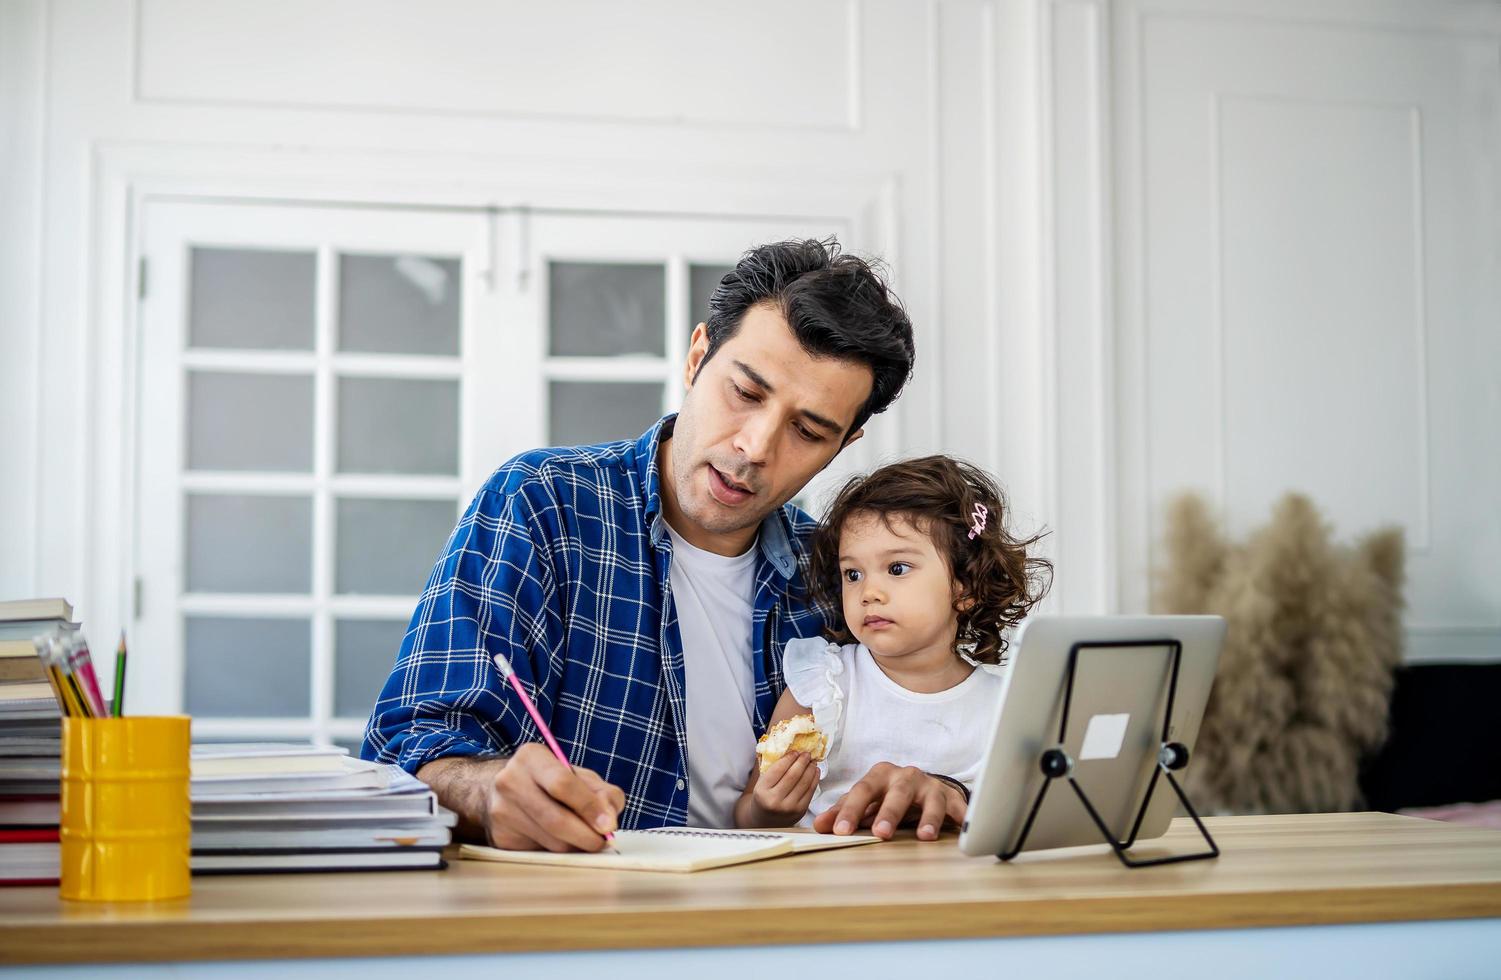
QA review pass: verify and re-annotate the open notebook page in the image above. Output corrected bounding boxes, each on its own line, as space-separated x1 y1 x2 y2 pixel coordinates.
459 827 879 873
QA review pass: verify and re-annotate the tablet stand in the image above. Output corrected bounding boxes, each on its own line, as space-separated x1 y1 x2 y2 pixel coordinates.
998 638 1220 868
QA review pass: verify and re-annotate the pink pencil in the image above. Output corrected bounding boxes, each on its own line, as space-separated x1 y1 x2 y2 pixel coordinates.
67 638 108 717
493 653 616 846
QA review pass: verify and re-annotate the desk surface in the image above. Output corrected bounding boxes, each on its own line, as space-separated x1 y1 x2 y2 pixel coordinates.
3 812 1501 965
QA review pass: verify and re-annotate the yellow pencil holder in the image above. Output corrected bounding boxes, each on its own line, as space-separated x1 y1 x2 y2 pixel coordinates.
60 716 192 902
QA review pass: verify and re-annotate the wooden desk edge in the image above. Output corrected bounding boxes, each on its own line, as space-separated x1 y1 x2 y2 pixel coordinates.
5 881 1501 965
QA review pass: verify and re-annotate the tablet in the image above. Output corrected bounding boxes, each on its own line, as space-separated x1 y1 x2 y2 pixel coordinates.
958 614 1226 859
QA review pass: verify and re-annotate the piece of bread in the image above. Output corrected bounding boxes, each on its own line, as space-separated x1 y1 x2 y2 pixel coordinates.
755 714 829 773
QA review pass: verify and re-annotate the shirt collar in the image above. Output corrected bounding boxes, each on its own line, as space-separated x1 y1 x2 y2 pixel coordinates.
638 414 799 580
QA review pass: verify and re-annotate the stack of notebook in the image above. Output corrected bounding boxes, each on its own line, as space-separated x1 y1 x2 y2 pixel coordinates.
0 598 72 886
190 744 454 874
0 710 61 885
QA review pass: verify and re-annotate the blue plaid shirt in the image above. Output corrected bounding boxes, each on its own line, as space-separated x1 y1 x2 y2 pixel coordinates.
362 415 828 828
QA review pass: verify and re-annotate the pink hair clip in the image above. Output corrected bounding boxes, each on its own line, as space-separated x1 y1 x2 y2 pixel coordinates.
967 503 989 540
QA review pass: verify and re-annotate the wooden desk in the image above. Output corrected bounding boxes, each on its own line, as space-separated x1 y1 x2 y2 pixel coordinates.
2 812 1500 970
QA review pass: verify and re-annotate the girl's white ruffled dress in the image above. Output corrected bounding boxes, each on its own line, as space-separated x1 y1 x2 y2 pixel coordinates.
781 636 1009 825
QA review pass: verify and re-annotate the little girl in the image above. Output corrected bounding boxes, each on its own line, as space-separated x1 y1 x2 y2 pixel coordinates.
733 455 1051 837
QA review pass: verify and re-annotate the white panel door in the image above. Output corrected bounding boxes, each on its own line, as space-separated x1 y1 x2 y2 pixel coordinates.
135 201 502 745
134 200 870 744
1115 2 1501 660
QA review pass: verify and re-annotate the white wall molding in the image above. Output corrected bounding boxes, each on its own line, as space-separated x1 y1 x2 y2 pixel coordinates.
991 0 1048 544
0 0 48 601
1113 0 1501 662
129 0 867 134
1206 94 1434 553
1045 0 1117 614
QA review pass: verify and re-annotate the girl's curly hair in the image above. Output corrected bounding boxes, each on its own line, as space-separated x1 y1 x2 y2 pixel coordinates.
807 455 1052 665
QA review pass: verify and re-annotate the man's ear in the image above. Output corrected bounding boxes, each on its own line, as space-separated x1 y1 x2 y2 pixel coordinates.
684 323 710 391
814 427 864 477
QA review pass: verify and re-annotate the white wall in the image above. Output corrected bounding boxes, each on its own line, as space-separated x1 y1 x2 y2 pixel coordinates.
1109 0 1501 661
1 0 1497 663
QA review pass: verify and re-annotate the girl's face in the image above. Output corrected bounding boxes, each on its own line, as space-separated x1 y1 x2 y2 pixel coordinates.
837 511 964 663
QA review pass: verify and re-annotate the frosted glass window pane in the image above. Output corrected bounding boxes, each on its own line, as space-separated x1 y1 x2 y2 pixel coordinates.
336 498 456 595
334 619 407 718
689 263 734 332
188 371 314 472
338 253 461 356
184 616 310 718
337 377 459 475
189 247 315 350
549 262 666 357
549 381 663 447
186 494 312 594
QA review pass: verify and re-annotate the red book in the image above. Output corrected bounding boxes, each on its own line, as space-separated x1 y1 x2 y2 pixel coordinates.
0 828 59 844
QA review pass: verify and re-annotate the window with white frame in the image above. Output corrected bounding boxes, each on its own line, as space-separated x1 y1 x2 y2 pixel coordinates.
134 199 845 749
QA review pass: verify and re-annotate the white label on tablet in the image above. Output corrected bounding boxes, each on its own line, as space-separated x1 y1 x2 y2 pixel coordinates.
1079 713 1130 760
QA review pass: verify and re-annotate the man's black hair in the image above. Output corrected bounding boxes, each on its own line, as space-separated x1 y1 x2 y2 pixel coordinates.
698 237 915 438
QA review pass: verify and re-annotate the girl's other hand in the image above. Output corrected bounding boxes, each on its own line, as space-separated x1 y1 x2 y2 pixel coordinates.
752 751 820 820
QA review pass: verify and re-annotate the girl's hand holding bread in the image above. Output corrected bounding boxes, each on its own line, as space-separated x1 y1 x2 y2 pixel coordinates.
744 750 820 826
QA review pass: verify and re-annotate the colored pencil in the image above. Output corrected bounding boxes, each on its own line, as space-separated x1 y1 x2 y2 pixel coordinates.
34 638 70 716
66 638 107 717
36 638 80 717
493 652 616 847
112 632 128 717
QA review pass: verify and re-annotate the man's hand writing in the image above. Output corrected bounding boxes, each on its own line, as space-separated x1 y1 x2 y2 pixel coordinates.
478 743 625 852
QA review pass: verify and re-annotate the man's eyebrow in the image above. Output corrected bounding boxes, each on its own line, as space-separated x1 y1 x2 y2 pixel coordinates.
732 360 844 434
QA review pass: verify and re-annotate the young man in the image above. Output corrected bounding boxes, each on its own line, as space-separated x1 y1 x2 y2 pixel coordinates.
364 239 957 852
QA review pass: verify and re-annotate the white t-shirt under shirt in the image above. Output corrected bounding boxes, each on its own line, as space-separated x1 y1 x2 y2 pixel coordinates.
781 637 1009 825
664 522 758 828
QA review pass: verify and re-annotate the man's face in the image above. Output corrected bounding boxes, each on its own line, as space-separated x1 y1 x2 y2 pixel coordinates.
663 303 874 554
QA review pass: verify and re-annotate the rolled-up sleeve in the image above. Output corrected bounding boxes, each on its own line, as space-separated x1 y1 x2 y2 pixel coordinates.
361 472 564 774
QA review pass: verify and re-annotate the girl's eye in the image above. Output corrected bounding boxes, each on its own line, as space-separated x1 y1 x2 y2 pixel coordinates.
842 568 862 583
889 562 911 576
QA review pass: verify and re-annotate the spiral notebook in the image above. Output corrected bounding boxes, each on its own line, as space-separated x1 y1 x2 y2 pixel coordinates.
459 827 880 873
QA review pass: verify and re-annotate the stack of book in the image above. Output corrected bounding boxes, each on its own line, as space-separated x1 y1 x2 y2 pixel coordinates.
190 744 454 874
0 598 73 886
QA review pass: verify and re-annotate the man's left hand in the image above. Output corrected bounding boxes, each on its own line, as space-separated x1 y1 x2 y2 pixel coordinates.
811 762 967 841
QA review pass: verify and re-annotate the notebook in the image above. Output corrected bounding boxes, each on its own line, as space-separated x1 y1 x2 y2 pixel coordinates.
193 819 451 851
0 684 55 704
192 847 445 875
0 598 73 623
190 743 349 778
460 827 880 873
0 828 60 885
190 756 389 795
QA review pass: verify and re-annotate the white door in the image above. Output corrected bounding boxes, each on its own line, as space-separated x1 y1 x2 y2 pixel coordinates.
135 201 503 746
134 200 858 747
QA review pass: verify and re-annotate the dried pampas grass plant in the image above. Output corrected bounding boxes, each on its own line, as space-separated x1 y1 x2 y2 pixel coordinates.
1155 492 1404 814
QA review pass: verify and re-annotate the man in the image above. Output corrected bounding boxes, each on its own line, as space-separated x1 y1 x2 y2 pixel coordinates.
364 238 962 851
